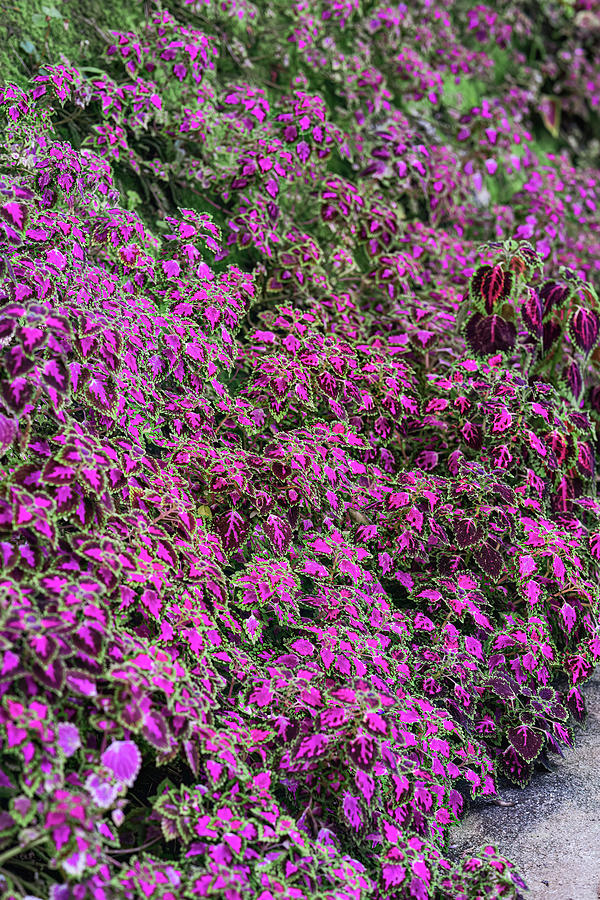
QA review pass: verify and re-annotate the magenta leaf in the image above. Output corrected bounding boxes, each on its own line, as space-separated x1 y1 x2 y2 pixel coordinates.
142 711 171 751
0 413 16 454
101 740 142 787
263 514 292 553
355 769 375 805
342 791 363 830
57 723 81 758
293 733 330 760
318 707 348 730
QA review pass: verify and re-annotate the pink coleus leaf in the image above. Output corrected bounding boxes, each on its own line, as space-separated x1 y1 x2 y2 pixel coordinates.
319 706 348 730
342 791 363 830
354 769 374 805
101 740 141 787
560 602 576 634
519 555 537 577
263 514 292 553
491 406 513 433
0 414 16 454
57 723 81 758
294 733 330 760
523 580 542 606
290 638 314 657
85 773 119 809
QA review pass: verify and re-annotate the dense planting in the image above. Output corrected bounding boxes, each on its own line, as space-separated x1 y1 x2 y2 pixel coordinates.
0 1 599 898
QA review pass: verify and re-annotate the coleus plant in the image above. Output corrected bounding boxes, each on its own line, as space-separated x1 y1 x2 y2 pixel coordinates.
0 82 537 900
0 2 598 900
458 238 600 406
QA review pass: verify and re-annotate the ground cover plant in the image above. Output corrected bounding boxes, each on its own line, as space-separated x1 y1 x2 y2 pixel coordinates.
0 0 599 897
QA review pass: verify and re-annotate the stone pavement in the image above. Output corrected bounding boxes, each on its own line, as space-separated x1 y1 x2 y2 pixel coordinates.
451 672 600 900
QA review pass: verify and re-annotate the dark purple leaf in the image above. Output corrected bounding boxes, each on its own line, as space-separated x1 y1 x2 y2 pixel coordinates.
82 371 118 416
0 377 33 413
565 687 586 722
542 318 562 353
501 745 533 786
347 733 376 771
214 510 250 551
507 725 544 762
545 430 572 466
473 542 503 579
486 678 517 699
588 385 600 413
490 482 515 503
569 306 600 354
563 361 583 402
551 475 582 515
465 313 516 355
576 441 595 480
31 659 65 693
461 420 483 450
521 287 543 338
540 281 569 318
454 518 484 548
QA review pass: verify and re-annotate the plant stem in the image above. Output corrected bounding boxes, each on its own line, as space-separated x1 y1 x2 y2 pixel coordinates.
0 837 46 868
107 834 163 856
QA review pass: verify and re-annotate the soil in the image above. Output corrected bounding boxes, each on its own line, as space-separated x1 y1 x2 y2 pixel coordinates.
450 670 600 899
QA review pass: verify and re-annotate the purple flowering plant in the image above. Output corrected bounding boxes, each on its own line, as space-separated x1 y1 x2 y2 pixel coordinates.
0 0 598 898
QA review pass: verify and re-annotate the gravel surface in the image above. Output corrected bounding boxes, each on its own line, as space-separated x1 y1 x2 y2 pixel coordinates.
451 671 600 899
